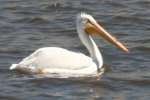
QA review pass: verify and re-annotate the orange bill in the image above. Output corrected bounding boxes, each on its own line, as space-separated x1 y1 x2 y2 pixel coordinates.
85 21 129 53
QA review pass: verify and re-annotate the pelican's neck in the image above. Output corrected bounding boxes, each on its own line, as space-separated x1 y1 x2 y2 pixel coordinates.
77 29 103 69
88 36 103 68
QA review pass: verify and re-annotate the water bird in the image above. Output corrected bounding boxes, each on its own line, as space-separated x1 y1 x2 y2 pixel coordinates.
10 13 128 77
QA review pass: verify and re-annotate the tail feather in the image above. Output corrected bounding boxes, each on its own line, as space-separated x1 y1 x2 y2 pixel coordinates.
10 64 18 70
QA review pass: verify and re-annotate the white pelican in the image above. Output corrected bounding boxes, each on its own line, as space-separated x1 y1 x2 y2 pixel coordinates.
10 13 128 77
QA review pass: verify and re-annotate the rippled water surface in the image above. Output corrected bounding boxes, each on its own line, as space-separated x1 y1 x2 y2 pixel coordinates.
0 0 150 100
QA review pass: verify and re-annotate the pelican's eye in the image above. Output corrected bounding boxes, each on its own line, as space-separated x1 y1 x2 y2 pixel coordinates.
82 18 89 25
86 19 90 24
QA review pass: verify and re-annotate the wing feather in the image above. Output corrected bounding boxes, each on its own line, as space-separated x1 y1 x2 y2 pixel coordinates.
17 47 94 70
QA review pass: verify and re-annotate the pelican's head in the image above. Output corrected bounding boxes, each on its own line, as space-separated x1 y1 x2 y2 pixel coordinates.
76 13 128 53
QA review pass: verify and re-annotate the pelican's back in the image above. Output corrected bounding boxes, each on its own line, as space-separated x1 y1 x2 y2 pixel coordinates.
10 47 97 75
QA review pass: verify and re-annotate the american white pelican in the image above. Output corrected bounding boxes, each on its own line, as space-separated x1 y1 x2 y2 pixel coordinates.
10 13 128 77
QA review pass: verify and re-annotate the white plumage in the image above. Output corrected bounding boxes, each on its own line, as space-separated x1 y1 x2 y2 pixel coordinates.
10 47 100 76
10 13 128 77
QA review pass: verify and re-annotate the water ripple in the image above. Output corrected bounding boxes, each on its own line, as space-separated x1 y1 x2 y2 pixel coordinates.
0 0 149 100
